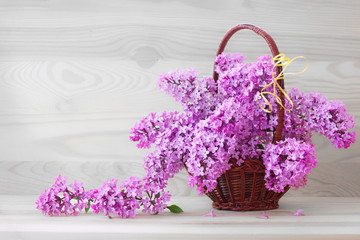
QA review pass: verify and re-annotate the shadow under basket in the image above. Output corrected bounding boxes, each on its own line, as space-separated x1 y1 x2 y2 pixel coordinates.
206 159 289 211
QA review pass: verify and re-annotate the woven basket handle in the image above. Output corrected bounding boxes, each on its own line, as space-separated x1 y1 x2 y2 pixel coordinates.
213 24 284 143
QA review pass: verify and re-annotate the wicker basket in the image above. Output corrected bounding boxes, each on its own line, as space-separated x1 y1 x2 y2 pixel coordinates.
205 24 289 211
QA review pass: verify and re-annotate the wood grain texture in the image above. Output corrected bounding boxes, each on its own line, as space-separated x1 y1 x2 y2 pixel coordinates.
0 0 359 61
0 0 359 197
1 195 360 239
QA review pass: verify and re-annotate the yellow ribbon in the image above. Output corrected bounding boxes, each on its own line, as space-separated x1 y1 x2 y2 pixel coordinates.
257 53 309 113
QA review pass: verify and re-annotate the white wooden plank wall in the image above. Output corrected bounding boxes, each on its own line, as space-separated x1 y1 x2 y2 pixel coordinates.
0 0 359 197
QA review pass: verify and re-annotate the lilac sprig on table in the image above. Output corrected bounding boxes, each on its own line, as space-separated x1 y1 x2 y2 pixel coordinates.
35 175 88 216
36 175 182 218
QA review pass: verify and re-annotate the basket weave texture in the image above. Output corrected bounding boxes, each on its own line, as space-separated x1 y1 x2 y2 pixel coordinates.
206 159 289 211
204 24 289 211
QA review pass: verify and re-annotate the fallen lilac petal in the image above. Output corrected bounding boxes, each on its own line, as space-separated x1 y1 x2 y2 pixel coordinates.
257 211 269 219
293 209 305 216
204 209 216 217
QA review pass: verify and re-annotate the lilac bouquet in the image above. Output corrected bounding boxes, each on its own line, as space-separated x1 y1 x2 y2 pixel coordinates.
37 53 355 218
130 53 356 195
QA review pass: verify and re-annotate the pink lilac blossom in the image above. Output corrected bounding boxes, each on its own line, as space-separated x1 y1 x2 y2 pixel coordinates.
257 211 270 219
217 54 274 98
186 94 277 193
263 138 317 192
141 176 172 215
35 175 88 216
37 175 175 218
293 209 306 216
204 209 216 217
130 111 190 205
89 176 171 218
158 69 219 120
89 177 143 218
130 52 356 197
285 88 356 148
214 52 246 73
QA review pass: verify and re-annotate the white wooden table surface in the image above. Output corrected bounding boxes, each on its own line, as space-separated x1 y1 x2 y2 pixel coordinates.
1 195 359 240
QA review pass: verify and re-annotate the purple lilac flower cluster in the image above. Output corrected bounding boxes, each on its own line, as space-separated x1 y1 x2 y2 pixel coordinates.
158 69 219 120
36 175 87 216
36 175 174 218
89 177 142 218
285 88 356 148
130 52 356 194
129 111 190 200
263 138 317 192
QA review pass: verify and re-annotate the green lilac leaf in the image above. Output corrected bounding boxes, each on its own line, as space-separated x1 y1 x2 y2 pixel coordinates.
166 204 183 214
85 200 91 213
